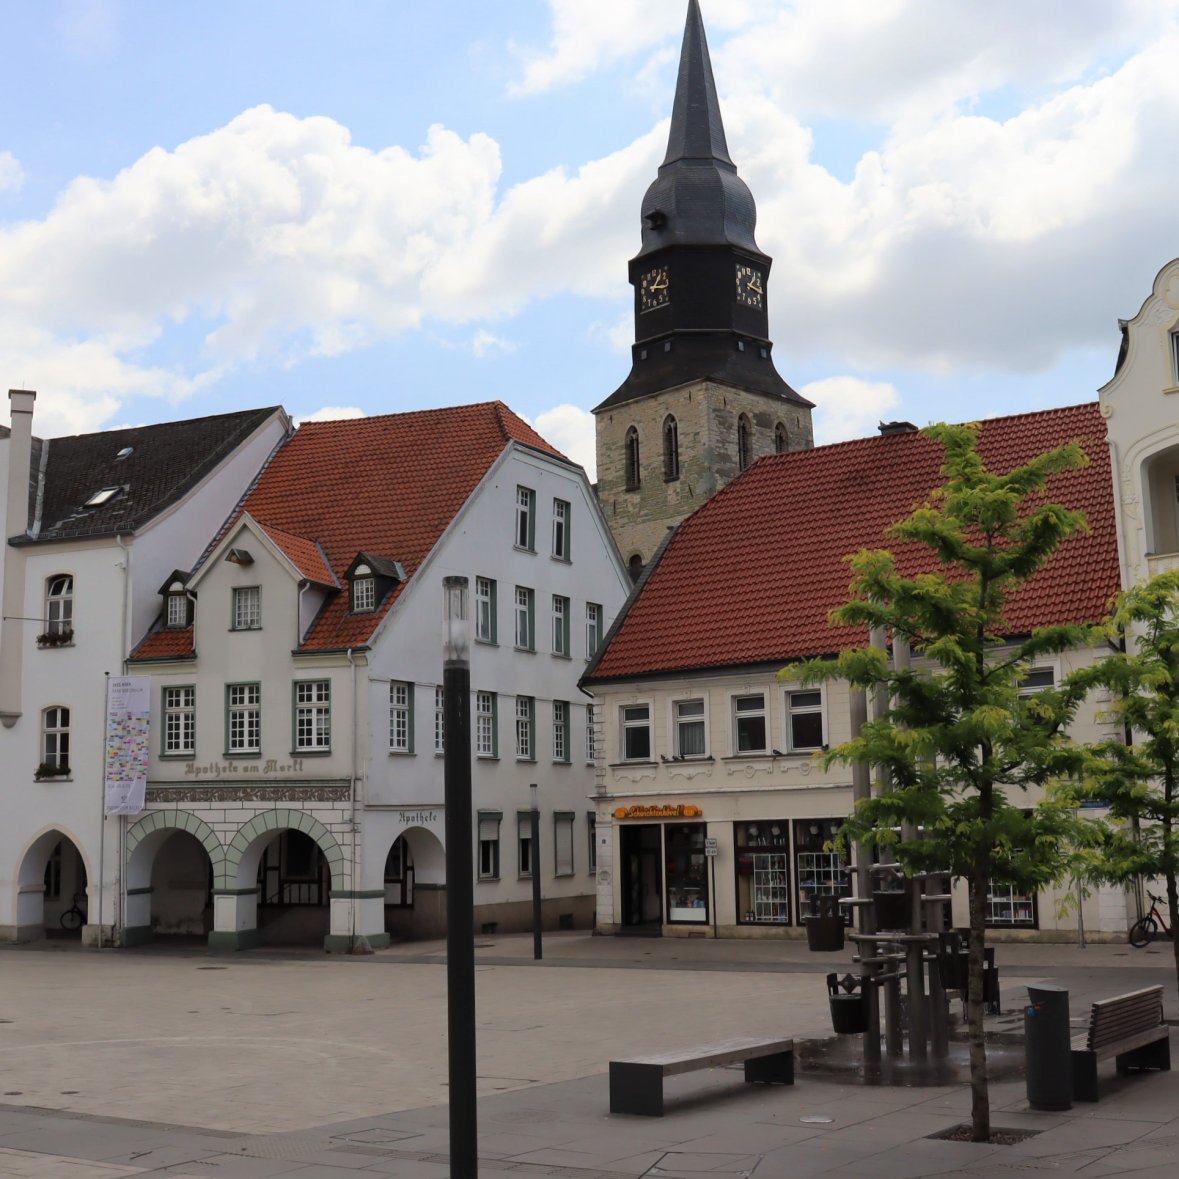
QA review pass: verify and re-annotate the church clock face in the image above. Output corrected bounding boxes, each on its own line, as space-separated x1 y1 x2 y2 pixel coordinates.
735 263 764 308
639 266 670 311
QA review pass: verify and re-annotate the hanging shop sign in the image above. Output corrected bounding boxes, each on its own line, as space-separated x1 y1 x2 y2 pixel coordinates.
613 804 702 820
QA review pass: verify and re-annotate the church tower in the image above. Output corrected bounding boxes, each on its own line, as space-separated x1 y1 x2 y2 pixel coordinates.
594 0 813 576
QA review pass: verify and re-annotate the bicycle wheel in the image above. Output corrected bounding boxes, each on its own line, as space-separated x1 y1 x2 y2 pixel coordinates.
59 907 83 932
1129 917 1157 947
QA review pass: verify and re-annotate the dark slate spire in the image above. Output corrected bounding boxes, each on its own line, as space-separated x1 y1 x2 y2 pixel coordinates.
634 0 760 262
663 0 734 169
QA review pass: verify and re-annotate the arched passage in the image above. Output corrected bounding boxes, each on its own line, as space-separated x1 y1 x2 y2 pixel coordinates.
384 826 446 941
221 812 345 947
15 829 90 941
124 811 225 946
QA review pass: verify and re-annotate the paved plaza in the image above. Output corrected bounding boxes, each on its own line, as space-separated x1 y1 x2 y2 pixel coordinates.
0 933 1177 1176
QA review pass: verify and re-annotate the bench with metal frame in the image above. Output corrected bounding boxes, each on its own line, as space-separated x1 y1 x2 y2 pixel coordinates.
609 1035 794 1117
1071 984 1171 1102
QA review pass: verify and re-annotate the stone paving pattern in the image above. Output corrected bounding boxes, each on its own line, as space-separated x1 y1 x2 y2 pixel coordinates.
1 933 1177 1176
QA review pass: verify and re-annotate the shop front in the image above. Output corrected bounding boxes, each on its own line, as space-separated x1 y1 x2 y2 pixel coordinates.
614 804 709 934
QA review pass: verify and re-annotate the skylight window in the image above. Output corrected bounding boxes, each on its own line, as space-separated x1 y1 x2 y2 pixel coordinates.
84 487 121 507
115 446 133 461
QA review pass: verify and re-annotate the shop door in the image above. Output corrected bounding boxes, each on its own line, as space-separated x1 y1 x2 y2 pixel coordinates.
620 823 662 931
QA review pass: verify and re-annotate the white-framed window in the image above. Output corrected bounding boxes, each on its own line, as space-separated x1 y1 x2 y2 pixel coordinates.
227 683 261 753
352 575 376 613
45 574 73 636
1018 665 1057 695
478 811 501 880
586 703 597 762
165 593 189 629
553 700 568 762
389 681 413 753
518 812 534 878
587 811 597 873
515 695 535 760
42 706 70 771
674 698 706 758
434 686 445 754
552 498 571 560
231 586 261 630
733 693 767 754
294 680 331 752
585 602 602 658
475 576 497 643
162 686 195 755
476 691 498 758
554 812 575 876
786 689 824 751
515 586 534 650
552 595 569 656
515 485 536 550
621 703 651 761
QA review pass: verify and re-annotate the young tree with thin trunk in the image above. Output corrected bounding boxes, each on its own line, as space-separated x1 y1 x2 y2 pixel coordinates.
1065 571 1179 996
795 423 1097 1142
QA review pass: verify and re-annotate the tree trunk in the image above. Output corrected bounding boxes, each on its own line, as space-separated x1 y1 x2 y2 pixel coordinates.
1167 870 1179 1001
966 869 991 1142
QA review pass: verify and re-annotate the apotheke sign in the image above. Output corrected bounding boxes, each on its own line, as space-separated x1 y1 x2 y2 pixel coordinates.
613 804 702 820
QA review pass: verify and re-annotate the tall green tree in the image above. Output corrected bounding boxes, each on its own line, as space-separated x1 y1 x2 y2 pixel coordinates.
1065 571 1179 996
794 423 1097 1142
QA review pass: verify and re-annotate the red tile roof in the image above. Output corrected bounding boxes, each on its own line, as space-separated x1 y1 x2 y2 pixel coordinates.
131 401 564 659
132 627 196 661
585 402 1119 682
256 521 338 587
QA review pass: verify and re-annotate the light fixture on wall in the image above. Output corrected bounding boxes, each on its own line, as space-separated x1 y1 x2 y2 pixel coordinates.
809 823 820 836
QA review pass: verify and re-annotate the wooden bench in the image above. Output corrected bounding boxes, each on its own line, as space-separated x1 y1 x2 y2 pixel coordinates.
609 1036 794 1117
1071 985 1171 1102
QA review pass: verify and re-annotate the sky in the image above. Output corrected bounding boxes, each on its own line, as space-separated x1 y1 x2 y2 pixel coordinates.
4 0 1179 479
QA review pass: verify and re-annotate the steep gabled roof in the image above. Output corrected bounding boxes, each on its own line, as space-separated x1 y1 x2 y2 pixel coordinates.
133 401 565 659
584 402 1118 683
255 521 338 588
11 407 283 544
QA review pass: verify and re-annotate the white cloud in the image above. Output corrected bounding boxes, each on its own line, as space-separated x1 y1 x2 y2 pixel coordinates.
802 376 902 445
0 152 23 193
470 330 516 358
531 403 597 480
294 406 367 426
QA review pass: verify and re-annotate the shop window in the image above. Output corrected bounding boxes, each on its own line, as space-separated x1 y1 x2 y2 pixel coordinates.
674 698 706 758
986 880 1037 928
666 825 708 923
621 703 651 761
736 823 790 925
733 694 767 753
794 819 851 922
786 690 824 751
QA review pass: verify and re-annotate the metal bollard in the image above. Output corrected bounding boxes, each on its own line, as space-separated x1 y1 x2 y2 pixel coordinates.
1024 984 1072 1111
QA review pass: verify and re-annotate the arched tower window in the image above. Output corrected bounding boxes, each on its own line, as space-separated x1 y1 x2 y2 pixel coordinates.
663 415 680 481
774 422 788 454
625 427 641 490
737 414 752 471
628 554 644 583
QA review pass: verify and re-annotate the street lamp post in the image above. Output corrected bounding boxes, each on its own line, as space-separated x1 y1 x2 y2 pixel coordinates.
530 782 542 961
442 576 477 1178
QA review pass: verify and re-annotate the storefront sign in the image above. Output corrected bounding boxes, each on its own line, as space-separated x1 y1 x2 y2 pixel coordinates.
613 804 702 820
104 676 151 816
704 838 718 856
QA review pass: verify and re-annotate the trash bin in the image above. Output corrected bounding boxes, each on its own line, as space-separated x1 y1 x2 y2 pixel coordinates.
804 895 845 952
1024 984 1072 1111
872 890 908 930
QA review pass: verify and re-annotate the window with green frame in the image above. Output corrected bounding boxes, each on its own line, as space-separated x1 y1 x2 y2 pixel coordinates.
389 681 414 753
294 680 331 753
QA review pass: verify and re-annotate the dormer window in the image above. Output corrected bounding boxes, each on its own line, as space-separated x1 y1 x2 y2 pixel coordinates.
166 593 188 628
352 565 376 613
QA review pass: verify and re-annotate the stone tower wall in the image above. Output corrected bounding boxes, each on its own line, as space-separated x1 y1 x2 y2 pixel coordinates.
596 380 814 566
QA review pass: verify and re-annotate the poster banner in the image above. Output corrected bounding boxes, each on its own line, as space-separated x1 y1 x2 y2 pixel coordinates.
103 676 152 816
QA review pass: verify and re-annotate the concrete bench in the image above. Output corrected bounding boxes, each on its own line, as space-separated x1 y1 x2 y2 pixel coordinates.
609 1035 794 1117
1072 984 1170 1102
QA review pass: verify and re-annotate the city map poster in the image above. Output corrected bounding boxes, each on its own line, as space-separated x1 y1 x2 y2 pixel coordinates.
103 676 151 816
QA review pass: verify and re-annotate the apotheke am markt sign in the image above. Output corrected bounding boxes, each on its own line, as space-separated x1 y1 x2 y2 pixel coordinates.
613 804 702 820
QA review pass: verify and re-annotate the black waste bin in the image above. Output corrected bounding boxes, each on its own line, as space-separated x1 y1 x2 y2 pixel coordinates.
827 972 868 1034
1024 984 1072 1111
805 895 845 952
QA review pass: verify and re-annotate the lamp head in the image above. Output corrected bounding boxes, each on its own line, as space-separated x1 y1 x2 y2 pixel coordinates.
442 575 470 664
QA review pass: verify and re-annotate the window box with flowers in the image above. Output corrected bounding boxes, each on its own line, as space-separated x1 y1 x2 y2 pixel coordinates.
36 629 74 648
34 762 71 781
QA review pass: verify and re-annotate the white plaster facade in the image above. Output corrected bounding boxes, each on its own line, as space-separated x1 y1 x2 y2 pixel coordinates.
0 395 291 944
130 440 630 950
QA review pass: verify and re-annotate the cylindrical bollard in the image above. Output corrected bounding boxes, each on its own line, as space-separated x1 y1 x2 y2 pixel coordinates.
1024 984 1072 1111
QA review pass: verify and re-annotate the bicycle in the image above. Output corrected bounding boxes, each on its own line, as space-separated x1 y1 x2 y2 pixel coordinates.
59 892 87 932
1129 891 1172 947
